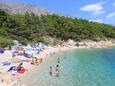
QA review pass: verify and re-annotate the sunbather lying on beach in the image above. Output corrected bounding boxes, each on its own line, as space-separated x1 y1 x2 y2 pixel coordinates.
8 66 17 72
7 63 25 73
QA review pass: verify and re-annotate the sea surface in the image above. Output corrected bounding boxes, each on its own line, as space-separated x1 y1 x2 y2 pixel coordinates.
23 48 115 86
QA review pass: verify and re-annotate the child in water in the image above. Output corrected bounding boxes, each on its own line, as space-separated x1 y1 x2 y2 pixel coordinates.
55 65 59 77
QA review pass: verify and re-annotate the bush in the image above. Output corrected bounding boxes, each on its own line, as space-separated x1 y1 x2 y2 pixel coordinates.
0 37 13 47
75 42 79 46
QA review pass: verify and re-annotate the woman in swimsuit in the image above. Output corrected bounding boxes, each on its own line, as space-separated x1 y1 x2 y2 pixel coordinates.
55 65 59 77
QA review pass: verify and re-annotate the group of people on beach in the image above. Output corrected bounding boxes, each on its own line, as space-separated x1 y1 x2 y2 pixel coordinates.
31 57 43 65
0 45 67 85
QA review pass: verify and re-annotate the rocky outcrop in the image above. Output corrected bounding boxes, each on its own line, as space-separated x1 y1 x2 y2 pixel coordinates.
0 1 50 15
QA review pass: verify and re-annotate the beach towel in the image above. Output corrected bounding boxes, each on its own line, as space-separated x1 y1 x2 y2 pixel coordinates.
18 68 27 74
2 61 11 66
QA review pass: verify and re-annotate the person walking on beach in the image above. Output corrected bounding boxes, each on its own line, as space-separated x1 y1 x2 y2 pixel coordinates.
49 66 52 76
55 65 59 77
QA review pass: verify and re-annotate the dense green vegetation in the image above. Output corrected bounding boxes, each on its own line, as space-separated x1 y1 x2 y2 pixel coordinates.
0 9 115 46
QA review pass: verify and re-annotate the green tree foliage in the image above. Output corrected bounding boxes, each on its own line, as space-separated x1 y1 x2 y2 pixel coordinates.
0 9 115 45
0 9 8 26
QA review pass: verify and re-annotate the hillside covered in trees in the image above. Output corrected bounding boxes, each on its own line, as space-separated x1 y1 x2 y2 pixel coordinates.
0 8 115 46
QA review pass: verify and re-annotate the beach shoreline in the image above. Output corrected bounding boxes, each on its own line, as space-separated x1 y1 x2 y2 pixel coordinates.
0 40 115 86
19 41 115 85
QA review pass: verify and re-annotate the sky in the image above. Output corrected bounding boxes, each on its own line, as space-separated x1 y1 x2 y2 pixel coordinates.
2 0 115 25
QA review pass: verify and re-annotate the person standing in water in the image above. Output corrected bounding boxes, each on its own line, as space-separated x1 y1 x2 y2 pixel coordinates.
55 65 59 77
58 57 60 63
64 56 67 59
49 66 52 76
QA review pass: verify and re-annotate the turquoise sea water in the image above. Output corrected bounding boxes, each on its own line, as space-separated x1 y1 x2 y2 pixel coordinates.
24 48 115 86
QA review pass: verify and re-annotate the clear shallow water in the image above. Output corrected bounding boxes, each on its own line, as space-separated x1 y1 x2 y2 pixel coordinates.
24 48 115 86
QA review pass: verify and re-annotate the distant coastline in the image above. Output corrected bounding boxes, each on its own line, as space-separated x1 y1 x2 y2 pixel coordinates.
75 39 115 49
61 39 115 49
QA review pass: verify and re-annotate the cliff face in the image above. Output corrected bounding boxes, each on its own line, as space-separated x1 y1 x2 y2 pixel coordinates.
0 1 50 15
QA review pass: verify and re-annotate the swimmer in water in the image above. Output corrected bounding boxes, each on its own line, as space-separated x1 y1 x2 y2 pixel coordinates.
55 65 59 77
